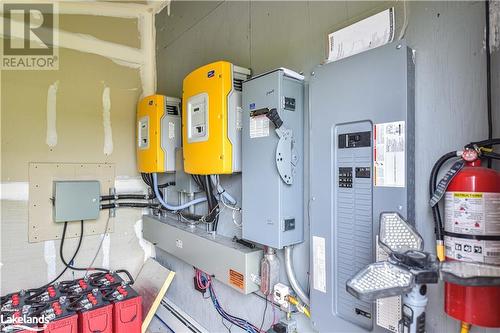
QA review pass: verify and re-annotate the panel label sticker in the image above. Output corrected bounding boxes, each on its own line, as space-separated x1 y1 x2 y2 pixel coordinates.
249 115 270 138
312 236 327 293
373 121 405 187
229 269 244 290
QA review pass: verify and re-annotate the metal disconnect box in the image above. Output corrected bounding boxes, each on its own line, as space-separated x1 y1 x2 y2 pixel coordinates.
241 69 304 248
53 180 100 222
309 41 415 332
142 215 262 294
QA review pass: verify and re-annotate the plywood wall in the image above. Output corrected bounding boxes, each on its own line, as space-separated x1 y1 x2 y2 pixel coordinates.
1 14 149 294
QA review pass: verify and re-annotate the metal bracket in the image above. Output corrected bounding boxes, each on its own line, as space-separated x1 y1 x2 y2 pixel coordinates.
108 187 116 218
275 126 297 185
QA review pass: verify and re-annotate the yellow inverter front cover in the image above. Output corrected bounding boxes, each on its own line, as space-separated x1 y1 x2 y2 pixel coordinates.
182 61 249 174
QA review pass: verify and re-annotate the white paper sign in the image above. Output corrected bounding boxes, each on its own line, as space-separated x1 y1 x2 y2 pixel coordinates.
327 8 395 62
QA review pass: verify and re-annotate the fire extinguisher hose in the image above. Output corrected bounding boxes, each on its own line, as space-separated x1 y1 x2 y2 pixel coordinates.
429 151 459 261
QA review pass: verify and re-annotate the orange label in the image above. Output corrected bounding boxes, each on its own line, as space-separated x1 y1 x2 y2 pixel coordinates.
229 269 244 290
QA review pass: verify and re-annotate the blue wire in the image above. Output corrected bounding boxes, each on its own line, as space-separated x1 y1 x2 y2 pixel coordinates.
206 278 258 333
200 272 259 333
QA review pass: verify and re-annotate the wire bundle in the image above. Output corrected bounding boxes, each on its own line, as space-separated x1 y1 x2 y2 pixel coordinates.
192 175 220 230
195 269 263 333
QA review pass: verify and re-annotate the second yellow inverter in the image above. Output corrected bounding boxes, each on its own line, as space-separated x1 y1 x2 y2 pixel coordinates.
182 61 250 174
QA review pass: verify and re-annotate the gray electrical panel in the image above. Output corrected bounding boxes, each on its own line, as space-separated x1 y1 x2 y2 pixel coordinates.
241 69 304 248
309 41 415 332
53 180 100 222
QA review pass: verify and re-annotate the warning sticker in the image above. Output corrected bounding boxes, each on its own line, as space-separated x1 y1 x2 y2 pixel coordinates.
229 269 244 290
444 192 500 235
312 236 326 293
250 115 270 138
373 121 405 187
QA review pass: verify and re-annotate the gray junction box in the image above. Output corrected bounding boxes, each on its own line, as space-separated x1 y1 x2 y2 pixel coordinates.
53 180 101 223
241 69 304 249
309 41 415 332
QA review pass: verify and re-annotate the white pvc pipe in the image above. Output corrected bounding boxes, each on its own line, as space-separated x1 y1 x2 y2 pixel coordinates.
285 245 310 305
152 173 206 211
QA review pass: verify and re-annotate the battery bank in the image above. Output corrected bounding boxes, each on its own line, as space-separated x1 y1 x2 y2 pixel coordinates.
25 285 61 305
78 304 113 333
70 290 113 333
58 279 92 297
103 284 142 333
42 298 78 333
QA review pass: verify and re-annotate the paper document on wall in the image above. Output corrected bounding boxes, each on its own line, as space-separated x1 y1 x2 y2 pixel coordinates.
327 8 395 62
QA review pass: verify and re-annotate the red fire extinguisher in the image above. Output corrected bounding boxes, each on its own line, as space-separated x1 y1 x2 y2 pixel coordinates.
442 151 500 328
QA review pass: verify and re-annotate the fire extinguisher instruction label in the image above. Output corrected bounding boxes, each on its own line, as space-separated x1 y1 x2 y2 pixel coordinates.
373 121 405 187
444 192 500 235
444 191 500 264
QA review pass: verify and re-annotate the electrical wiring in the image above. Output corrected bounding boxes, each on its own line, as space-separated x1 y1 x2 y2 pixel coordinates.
84 214 112 278
100 202 158 209
100 194 152 201
152 173 206 211
270 294 277 327
259 295 268 332
195 269 264 333
60 221 109 272
34 219 86 290
141 173 174 189
213 175 242 228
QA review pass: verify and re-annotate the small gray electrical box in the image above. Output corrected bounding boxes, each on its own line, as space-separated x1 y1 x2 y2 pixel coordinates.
241 69 304 248
53 180 100 222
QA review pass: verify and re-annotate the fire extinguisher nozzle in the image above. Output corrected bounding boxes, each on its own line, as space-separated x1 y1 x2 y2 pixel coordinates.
460 322 471 333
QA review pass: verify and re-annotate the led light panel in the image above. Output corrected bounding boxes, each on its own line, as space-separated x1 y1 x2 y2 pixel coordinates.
347 262 414 302
379 212 423 254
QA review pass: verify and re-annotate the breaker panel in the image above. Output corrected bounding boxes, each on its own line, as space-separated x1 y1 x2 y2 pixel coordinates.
182 61 250 174
136 94 181 173
309 41 415 332
241 69 305 248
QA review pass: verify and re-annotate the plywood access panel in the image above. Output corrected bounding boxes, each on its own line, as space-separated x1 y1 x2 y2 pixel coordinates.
28 162 115 243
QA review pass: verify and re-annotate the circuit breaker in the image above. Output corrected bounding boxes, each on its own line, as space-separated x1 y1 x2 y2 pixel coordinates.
241 69 304 248
136 94 181 173
182 61 250 174
309 41 415 332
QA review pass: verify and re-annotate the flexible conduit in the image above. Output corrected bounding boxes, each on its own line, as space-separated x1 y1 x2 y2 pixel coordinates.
152 173 206 211
284 245 310 305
